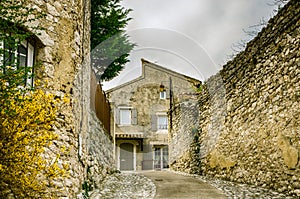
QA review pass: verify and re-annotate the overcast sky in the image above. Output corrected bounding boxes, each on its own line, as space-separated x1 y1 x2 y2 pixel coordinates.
102 0 280 90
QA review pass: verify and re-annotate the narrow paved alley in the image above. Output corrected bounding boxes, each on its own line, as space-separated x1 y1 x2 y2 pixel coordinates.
141 170 297 199
88 170 297 199
141 170 226 199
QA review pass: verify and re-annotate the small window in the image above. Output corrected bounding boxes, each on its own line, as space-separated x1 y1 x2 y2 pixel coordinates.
157 115 168 130
160 91 166 99
120 109 131 125
117 107 137 125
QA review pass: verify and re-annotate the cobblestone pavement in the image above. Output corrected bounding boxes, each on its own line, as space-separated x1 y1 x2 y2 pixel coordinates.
86 170 297 199
88 172 156 199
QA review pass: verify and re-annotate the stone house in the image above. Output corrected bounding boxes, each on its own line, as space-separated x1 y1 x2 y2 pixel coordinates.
106 59 200 171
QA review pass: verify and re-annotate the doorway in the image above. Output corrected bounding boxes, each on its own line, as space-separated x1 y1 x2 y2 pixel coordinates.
154 146 169 170
120 143 134 170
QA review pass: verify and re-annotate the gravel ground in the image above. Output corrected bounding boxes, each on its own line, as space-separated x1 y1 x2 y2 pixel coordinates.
88 172 156 199
172 170 298 199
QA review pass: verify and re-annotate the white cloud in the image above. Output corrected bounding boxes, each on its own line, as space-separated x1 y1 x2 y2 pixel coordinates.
103 0 278 89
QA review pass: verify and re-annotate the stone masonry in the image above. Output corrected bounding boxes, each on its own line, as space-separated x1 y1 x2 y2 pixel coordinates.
107 59 200 171
170 0 300 197
23 0 115 198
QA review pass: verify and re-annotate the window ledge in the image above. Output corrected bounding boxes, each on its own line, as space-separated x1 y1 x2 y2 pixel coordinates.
118 124 132 127
156 129 168 133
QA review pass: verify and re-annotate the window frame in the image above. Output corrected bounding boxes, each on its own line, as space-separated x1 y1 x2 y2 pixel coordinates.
0 37 35 87
157 114 168 130
117 106 138 126
159 91 166 99
153 146 169 170
119 108 132 125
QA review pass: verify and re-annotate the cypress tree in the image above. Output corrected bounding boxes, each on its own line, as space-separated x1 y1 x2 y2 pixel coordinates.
91 0 135 81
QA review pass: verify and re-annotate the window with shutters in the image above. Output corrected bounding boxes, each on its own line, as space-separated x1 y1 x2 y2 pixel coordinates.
151 113 168 131
117 107 137 126
158 115 168 130
120 109 131 125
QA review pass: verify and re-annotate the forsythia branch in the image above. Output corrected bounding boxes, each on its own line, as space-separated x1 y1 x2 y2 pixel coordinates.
0 79 67 198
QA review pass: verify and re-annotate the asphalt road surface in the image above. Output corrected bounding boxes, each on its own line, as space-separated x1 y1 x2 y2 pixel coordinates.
140 170 227 199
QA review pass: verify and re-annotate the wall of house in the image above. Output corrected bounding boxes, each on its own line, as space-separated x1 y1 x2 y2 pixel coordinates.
26 0 115 197
170 0 300 196
107 61 200 170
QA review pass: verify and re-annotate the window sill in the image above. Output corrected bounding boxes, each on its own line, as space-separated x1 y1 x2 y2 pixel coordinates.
156 129 168 133
118 124 132 127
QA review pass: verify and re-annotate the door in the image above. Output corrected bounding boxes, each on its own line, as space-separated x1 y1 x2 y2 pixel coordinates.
120 143 134 170
154 148 162 170
154 146 169 170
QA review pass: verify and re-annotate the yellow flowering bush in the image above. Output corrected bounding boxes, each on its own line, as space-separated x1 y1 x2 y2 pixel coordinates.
0 78 66 198
0 1 68 197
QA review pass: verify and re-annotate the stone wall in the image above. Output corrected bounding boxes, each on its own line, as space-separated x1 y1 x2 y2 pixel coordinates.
25 0 115 198
28 0 89 197
169 100 201 174
170 0 300 196
87 72 115 193
86 110 115 192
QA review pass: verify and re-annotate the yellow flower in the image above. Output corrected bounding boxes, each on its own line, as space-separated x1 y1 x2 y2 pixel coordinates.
0 84 67 198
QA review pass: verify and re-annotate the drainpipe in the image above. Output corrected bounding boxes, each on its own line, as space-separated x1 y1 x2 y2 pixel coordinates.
169 77 173 129
113 103 116 166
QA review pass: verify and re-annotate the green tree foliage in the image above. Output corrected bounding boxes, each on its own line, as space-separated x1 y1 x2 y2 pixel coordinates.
91 0 135 81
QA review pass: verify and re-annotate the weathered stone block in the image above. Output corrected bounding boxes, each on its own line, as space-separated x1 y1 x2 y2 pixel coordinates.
278 135 299 169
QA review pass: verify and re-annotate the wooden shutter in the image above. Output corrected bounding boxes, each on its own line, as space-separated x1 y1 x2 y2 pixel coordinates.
115 107 120 125
142 144 154 170
131 109 138 125
151 114 157 131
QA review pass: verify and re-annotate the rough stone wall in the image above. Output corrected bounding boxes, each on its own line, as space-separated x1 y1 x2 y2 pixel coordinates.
28 0 90 197
171 0 300 196
24 0 115 198
87 72 115 192
169 101 201 174
86 110 115 191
